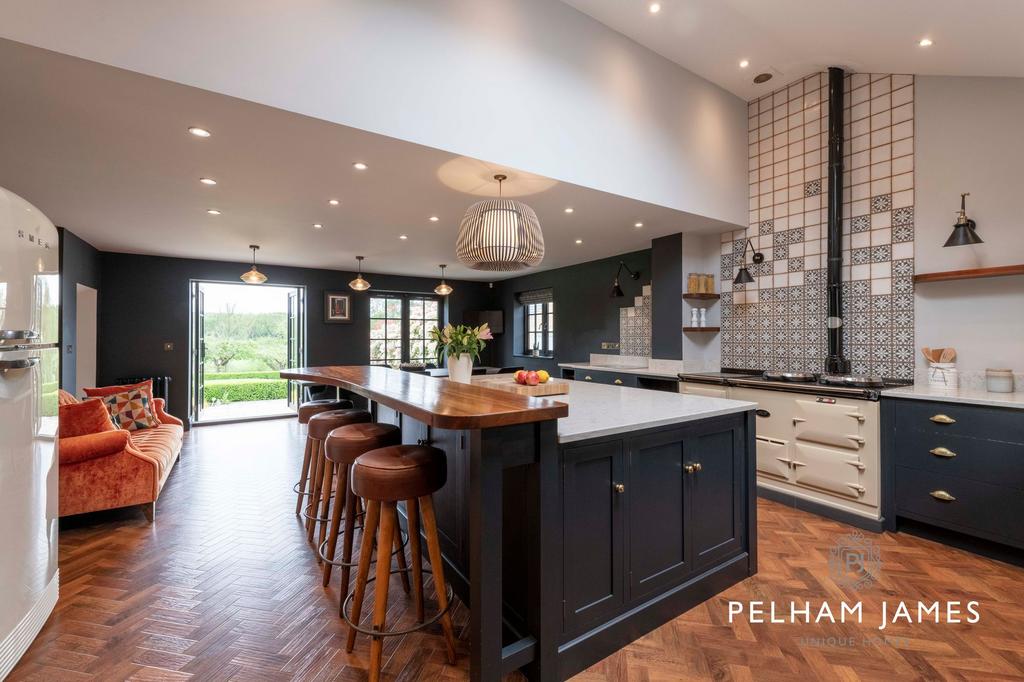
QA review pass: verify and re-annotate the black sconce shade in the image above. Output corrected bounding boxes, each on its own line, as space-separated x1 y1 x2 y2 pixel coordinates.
733 238 763 285
944 192 983 247
610 260 640 298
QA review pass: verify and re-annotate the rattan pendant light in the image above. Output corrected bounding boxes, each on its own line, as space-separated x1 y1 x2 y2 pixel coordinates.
456 174 544 271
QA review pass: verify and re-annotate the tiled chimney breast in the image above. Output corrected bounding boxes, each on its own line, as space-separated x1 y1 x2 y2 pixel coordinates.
722 72 915 379
619 284 652 357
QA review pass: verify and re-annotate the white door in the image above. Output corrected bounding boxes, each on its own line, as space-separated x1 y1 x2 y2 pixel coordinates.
75 284 97 392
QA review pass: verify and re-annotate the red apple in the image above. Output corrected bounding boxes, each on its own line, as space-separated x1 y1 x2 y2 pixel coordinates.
513 370 526 384
525 370 540 386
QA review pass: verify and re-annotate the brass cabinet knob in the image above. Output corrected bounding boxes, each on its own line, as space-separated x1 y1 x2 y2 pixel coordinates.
584 375 592 381
929 446 956 458
613 483 625 493
930 414 956 424
613 378 623 385
930 490 956 502
684 462 702 474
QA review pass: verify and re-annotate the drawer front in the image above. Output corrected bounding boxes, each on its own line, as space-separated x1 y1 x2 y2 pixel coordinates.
896 466 1024 546
894 430 1024 489
680 382 730 398
792 442 875 505
578 369 637 387
892 399 1024 443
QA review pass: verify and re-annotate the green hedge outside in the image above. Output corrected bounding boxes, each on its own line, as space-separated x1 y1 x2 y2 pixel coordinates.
205 371 281 381
204 378 287 404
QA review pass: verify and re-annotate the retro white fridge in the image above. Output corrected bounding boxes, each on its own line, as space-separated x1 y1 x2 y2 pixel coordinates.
0 186 60 677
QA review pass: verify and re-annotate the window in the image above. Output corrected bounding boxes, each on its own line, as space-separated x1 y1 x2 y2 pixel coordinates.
518 289 554 357
369 294 441 367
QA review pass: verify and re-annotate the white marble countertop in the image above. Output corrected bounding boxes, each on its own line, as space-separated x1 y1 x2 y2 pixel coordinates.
557 362 681 379
555 380 755 444
882 383 1024 410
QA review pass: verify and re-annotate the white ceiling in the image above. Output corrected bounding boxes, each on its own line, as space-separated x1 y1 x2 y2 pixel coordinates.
562 0 1024 100
0 39 731 281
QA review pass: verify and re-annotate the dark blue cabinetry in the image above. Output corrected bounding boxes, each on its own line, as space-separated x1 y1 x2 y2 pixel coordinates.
885 398 1024 550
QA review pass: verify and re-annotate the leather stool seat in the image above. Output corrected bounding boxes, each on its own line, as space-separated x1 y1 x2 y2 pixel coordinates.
299 399 353 424
325 423 401 466
308 409 371 440
352 445 446 502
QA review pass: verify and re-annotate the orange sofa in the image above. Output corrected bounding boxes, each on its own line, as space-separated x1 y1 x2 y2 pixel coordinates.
58 386 183 521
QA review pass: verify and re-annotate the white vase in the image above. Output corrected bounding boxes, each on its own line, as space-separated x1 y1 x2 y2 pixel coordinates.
447 353 473 383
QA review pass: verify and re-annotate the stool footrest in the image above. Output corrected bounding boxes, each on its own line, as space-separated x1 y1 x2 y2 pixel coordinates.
341 570 454 638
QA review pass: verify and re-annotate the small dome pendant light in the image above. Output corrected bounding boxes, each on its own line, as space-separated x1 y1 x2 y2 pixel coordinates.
943 192 983 247
349 256 371 291
240 245 268 284
434 264 454 296
456 174 544 271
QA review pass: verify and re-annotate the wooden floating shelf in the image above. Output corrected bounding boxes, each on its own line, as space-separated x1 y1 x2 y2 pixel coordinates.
683 326 720 332
682 293 721 301
913 264 1024 284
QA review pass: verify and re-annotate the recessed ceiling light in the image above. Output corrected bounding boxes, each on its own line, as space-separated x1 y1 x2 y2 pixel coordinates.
739 59 750 68
206 209 221 215
353 162 368 170
199 177 217 185
313 223 323 230
328 199 340 206
575 239 583 244
648 3 661 13
188 126 211 138
429 216 439 222
399 234 408 240
564 207 574 214
753 72 773 84
918 38 933 47
634 222 644 228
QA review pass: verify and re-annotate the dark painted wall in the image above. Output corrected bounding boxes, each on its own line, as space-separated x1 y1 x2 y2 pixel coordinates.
58 228 102 392
96 252 494 424
651 233 682 359
489 250 651 374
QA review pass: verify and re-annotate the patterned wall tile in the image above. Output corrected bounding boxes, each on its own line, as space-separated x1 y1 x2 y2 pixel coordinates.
729 72 915 378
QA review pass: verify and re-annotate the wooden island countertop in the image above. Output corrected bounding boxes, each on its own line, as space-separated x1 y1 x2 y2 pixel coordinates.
280 365 568 430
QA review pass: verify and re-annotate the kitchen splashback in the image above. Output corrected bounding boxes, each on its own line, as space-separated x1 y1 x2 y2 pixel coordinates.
619 284 652 357
722 72 915 379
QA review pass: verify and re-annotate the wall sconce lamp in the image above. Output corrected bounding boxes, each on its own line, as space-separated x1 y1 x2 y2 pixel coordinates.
943 192 983 247
610 260 641 297
733 238 764 285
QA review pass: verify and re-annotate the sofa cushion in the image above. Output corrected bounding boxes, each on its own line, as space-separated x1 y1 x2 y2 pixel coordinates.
102 388 161 431
58 389 80 406
130 423 184 479
59 398 116 438
84 379 154 402
60 430 131 465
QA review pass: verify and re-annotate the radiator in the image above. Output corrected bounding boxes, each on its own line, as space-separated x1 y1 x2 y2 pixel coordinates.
116 375 172 408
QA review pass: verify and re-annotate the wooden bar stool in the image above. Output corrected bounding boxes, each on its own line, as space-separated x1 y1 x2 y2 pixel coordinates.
295 399 353 513
297 398 352 425
319 422 402 600
345 445 457 681
299 409 369 527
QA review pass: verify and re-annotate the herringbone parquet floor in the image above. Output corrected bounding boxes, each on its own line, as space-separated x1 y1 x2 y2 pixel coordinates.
9 419 1024 681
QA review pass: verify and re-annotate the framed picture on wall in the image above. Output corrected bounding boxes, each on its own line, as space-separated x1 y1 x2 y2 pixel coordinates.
324 291 352 323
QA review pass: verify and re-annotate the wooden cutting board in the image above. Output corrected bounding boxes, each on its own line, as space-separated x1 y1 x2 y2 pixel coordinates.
471 375 571 396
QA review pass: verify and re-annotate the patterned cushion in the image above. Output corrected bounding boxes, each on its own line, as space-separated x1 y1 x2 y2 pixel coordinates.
101 388 161 431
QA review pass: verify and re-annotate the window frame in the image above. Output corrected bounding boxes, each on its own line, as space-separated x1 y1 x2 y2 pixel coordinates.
368 292 443 367
523 300 554 358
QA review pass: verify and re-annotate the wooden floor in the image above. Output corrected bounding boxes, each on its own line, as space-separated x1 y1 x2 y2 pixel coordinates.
10 419 1024 681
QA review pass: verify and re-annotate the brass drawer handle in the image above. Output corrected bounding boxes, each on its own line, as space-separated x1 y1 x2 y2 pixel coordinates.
613 483 625 493
930 490 956 502
613 378 623 385
930 447 956 458
930 414 956 425
684 462 702 474
584 375 592 381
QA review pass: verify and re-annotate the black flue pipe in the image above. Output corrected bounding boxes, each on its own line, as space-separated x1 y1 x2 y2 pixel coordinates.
825 66 851 375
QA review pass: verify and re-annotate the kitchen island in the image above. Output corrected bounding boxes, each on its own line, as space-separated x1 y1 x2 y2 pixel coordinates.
281 366 756 681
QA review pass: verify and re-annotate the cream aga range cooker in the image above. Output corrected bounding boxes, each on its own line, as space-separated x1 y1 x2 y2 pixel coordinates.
679 371 909 530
